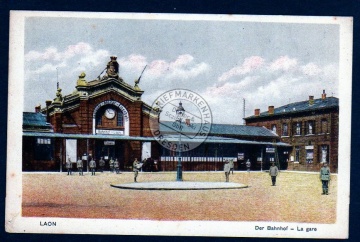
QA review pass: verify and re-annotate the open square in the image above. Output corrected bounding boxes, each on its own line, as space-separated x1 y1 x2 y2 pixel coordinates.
22 171 336 223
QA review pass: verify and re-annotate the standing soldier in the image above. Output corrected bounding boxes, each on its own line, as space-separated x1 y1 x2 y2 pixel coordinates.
133 158 140 182
246 159 251 172
114 159 120 174
320 162 331 195
269 162 279 186
229 159 234 174
99 157 105 172
77 157 83 176
109 157 114 173
66 157 72 175
224 160 231 182
89 158 96 176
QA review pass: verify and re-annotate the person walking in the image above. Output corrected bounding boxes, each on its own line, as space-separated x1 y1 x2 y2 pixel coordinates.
246 159 251 172
269 162 279 186
66 158 72 175
133 158 140 182
229 159 234 174
109 157 114 173
77 157 83 176
224 160 231 182
89 158 96 176
320 162 331 195
99 157 105 172
114 159 120 174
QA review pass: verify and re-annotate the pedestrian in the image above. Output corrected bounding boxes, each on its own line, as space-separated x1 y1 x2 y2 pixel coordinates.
109 157 114 173
66 157 72 175
224 160 231 182
269 162 279 186
99 157 105 172
77 157 83 176
229 159 234 174
246 159 251 172
320 162 331 195
89 158 96 176
133 158 140 182
114 158 120 174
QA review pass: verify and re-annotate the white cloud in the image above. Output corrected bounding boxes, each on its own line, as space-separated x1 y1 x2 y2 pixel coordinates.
268 55 298 72
301 62 322 76
218 56 265 82
201 55 338 124
25 42 93 62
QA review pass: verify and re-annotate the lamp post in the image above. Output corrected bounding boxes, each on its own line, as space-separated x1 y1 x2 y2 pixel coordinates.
176 101 185 181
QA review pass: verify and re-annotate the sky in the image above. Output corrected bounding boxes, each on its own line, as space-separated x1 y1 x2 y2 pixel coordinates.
23 13 341 124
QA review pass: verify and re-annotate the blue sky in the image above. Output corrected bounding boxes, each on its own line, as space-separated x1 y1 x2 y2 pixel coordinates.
23 13 341 124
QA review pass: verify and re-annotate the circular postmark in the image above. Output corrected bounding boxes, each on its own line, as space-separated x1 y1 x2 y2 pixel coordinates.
149 89 213 152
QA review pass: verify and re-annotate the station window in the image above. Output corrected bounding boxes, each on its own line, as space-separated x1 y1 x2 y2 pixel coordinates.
320 145 329 163
271 124 277 134
117 110 124 126
293 122 302 135
306 120 315 135
321 119 328 134
306 148 314 163
282 123 288 136
96 112 102 125
295 146 300 162
35 138 53 160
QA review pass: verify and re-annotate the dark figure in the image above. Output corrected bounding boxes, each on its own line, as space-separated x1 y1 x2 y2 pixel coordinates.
109 158 114 173
114 159 120 174
66 158 72 175
320 162 331 195
77 157 83 176
229 159 234 174
99 157 105 172
246 159 251 172
89 158 96 176
269 162 279 186
224 160 231 182
133 158 140 182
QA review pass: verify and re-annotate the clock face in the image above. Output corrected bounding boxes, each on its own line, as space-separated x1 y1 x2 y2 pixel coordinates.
105 108 116 119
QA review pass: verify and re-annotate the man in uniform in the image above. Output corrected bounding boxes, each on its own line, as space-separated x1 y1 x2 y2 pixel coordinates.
133 158 140 182
224 160 231 182
246 159 251 172
109 157 114 173
66 157 72 175
320 162 331 195
229 159 234 174
269 162 279 186
114 159 120 174
77 157 83 176
99 157 105 172
89 158 96 176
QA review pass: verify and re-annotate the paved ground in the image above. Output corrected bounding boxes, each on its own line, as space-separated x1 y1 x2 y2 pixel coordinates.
111 181 248 190
22 171 337 223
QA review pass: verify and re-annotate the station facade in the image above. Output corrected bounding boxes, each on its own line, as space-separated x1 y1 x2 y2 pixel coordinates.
23 56 291 172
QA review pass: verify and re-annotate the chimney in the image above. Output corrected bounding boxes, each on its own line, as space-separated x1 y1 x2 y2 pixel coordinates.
309 96 314 105
268 106 274 115
35 104 41 113
322 90 327 100
45 100 52 122
254 109 260 116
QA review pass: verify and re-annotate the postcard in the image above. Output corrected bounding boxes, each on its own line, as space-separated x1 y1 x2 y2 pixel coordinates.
6 11 352 238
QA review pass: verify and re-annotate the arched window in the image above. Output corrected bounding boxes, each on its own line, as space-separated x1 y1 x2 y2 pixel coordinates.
117 110 124 127
96 111 102 126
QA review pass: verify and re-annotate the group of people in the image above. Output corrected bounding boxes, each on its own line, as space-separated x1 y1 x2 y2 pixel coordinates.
65 157 121 176
223 159 331 195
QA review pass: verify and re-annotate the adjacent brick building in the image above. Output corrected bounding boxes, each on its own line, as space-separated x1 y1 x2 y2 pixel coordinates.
244 91 339 172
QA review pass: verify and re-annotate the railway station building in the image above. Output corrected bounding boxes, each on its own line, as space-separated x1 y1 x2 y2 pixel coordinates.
22 56 291 172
